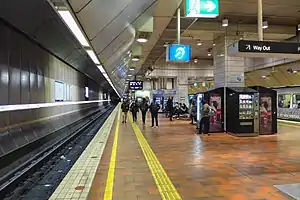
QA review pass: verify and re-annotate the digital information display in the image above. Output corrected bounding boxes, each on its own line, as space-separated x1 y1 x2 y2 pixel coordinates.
166 44 191 62
238 40 300 54
129 81 143 90
55 81 64 101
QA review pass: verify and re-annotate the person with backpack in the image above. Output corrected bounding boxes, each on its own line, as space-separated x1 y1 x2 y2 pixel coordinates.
130 100 139 123
140 98 149 124
198 100 215 135
121 99 130 123
149 98 160 127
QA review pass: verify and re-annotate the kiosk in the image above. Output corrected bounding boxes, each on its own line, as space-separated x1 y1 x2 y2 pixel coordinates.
196 93 204 123
226 87 259 136
249 86 277 134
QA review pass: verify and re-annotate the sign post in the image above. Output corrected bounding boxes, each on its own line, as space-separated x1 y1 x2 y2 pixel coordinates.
185 0 219 18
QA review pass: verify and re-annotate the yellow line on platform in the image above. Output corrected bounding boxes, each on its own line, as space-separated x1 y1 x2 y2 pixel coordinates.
103 107 120 200
129 116 182 200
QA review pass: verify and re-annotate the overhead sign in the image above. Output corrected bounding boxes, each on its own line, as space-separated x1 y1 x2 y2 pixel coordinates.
129 80 143 90
228 40 300 59
185 0 219 18
166 44 191 62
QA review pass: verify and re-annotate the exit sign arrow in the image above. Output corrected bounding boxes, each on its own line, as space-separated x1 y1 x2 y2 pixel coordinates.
204 0 217 12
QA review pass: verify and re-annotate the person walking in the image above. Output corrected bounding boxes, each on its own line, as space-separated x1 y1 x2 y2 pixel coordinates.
149 98 160 127
121 99 129 123
140 98 149 124
198 100 212 135
130 100 139 123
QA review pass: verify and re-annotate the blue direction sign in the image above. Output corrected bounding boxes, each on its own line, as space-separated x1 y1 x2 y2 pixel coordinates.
185 0 219 18
166 44 191 62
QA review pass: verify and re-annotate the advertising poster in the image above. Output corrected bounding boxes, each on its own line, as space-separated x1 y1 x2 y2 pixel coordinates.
210 94 222 132
260 96 272 133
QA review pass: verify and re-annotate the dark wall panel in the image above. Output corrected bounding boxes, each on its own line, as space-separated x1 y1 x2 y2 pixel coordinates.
0 24 9 105
21 39 30 104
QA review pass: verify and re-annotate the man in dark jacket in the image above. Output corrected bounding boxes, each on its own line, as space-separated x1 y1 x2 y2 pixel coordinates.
121 99 129 123
130 100 139 122
149 98 160 127
140 98 149 124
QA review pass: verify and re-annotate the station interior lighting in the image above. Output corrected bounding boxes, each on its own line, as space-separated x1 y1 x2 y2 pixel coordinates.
222 19 228 27
262 20 268 29
197 41 202 46
298 24 300 31
57 9 120 97
129 68 135 71
132 57 140 61
194 59 198 63
136 38 148 43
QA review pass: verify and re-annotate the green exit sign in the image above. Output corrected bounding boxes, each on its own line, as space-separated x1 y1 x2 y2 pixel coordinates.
185 0 219 18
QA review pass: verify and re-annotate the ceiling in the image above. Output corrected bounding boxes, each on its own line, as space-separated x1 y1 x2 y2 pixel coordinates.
64 0 300 93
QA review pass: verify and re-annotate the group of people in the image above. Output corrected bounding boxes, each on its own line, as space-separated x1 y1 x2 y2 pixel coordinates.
165 96 215 135
120 97 160 127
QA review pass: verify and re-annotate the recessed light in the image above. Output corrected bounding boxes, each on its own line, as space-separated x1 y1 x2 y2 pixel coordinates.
197 42 202 46
194 59 198 63
262 75 266 78
136 38 148 43
129 68 135 71
213 43 216 46
132 57 139 61
222 19 228 27
208 53 212 56
262 20 268 29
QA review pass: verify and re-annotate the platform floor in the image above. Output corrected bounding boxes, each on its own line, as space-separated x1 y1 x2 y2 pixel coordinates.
54 109 300 200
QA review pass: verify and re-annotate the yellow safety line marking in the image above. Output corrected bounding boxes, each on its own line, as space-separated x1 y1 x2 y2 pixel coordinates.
129 116 182 200
103 107 121 200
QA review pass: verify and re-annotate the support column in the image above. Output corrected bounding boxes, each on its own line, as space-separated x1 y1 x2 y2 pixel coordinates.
258 0 263 41
213 35 245 88
177 73 188 105
213 34 245 131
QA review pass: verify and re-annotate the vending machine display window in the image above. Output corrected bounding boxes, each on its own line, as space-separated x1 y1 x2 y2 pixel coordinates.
239 94 254 119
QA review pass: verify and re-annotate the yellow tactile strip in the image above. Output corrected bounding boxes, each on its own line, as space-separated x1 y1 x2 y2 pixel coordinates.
129 116 182 200
49 105 119 200
103 107 121 200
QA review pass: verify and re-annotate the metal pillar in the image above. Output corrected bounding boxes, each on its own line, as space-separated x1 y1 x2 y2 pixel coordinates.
258 0 263 41
177 8 181 44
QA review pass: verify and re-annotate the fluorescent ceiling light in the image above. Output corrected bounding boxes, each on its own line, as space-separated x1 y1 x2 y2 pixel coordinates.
58 11 90 47
262 21 268 29
222 19 228 27
86 50 100 64
129 68 135 71
132 57 139 61
298 24 300 31
103 73 109 79
262 75 266 78
97 65 106 73
136 38 148 43
293 70 297 73
197 42 202 46
128 74 132 77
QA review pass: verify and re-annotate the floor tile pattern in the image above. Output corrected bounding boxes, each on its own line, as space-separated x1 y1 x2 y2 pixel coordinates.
89 116 159 200
135 114 300 199
49 106 119 200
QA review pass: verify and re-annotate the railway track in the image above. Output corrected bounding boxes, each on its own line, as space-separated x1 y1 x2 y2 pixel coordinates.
0 106 114 200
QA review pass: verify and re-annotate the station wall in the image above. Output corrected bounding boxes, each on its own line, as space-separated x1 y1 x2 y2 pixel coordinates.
0 19 106 130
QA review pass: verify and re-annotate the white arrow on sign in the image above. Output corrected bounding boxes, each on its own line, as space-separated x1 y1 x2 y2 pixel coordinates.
204 0 216 12
246 44 251 50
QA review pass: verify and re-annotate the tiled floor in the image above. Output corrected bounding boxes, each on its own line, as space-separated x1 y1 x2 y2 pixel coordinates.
49 106 119 200
77 112 300 199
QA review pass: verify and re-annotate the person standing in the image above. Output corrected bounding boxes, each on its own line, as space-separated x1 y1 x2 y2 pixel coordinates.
121 99 129 123
190 101 197 124
166 96 174 121
150 98 160 127
130 100 139 123
140 98 149 124
198 100 211 135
